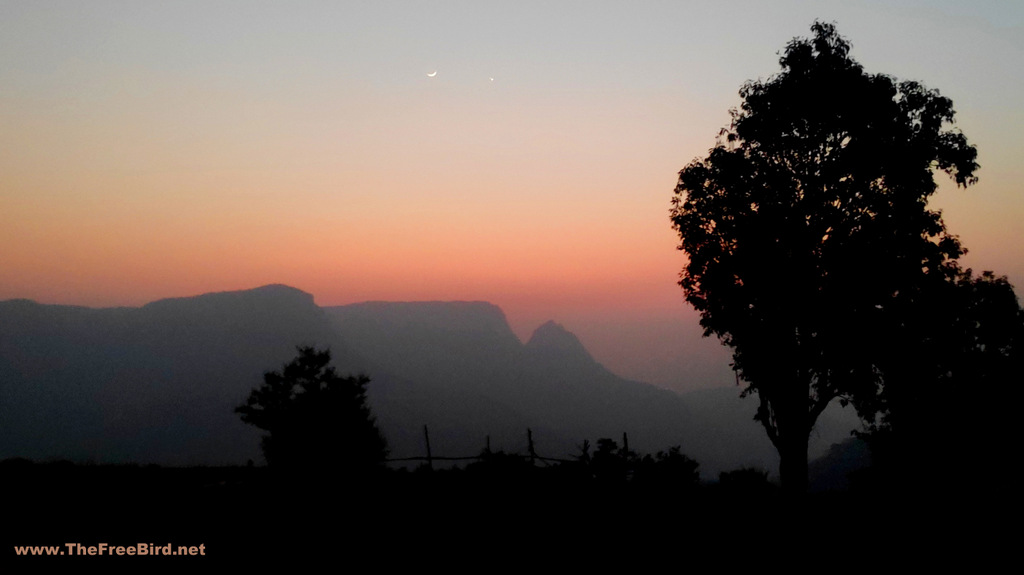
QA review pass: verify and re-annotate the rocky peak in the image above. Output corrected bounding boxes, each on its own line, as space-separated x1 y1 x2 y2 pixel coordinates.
525 321 595 362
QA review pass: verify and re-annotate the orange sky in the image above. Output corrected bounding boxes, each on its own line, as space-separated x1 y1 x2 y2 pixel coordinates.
2 2 1022 391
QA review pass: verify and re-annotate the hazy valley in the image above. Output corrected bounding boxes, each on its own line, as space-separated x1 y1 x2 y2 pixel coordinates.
0 284 861 480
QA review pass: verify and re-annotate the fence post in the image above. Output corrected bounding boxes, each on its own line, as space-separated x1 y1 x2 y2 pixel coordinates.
424 425 433 471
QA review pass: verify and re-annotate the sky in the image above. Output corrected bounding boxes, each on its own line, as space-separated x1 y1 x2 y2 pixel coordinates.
2 1 1022 393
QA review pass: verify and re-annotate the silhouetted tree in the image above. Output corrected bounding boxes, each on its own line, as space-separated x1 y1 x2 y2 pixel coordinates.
590 438 632 484
236 346 388 475
859 269 1023 494
670 22 979 494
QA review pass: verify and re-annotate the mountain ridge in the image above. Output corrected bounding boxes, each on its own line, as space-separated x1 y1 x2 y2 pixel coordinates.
1 284 858 477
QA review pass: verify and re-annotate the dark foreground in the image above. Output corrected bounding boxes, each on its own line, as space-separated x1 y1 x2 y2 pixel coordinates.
1 460 1001 569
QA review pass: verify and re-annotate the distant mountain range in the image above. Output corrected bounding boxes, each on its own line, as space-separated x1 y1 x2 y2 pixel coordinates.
0 284 860 478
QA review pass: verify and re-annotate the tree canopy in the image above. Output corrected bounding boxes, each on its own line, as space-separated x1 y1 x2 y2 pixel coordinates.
670 22 980 493
236 346 388 474
860 269 1022 493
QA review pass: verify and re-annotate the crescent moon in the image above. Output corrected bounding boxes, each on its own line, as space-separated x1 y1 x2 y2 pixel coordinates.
427 71 437 77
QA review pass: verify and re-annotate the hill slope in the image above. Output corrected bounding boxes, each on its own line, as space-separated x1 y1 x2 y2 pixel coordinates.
1 285 858 478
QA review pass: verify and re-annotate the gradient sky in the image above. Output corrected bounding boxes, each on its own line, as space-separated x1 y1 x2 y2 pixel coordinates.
2 1 1022 392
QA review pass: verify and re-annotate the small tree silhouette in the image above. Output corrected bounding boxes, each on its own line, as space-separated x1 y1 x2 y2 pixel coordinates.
236 346 388 475
590 438 635 484
858 270 1023 494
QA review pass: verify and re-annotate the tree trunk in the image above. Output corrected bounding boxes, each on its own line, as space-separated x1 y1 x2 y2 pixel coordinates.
778 432 809 496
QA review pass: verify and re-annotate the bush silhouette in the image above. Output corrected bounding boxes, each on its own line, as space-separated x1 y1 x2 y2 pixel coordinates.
633 446 700 489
